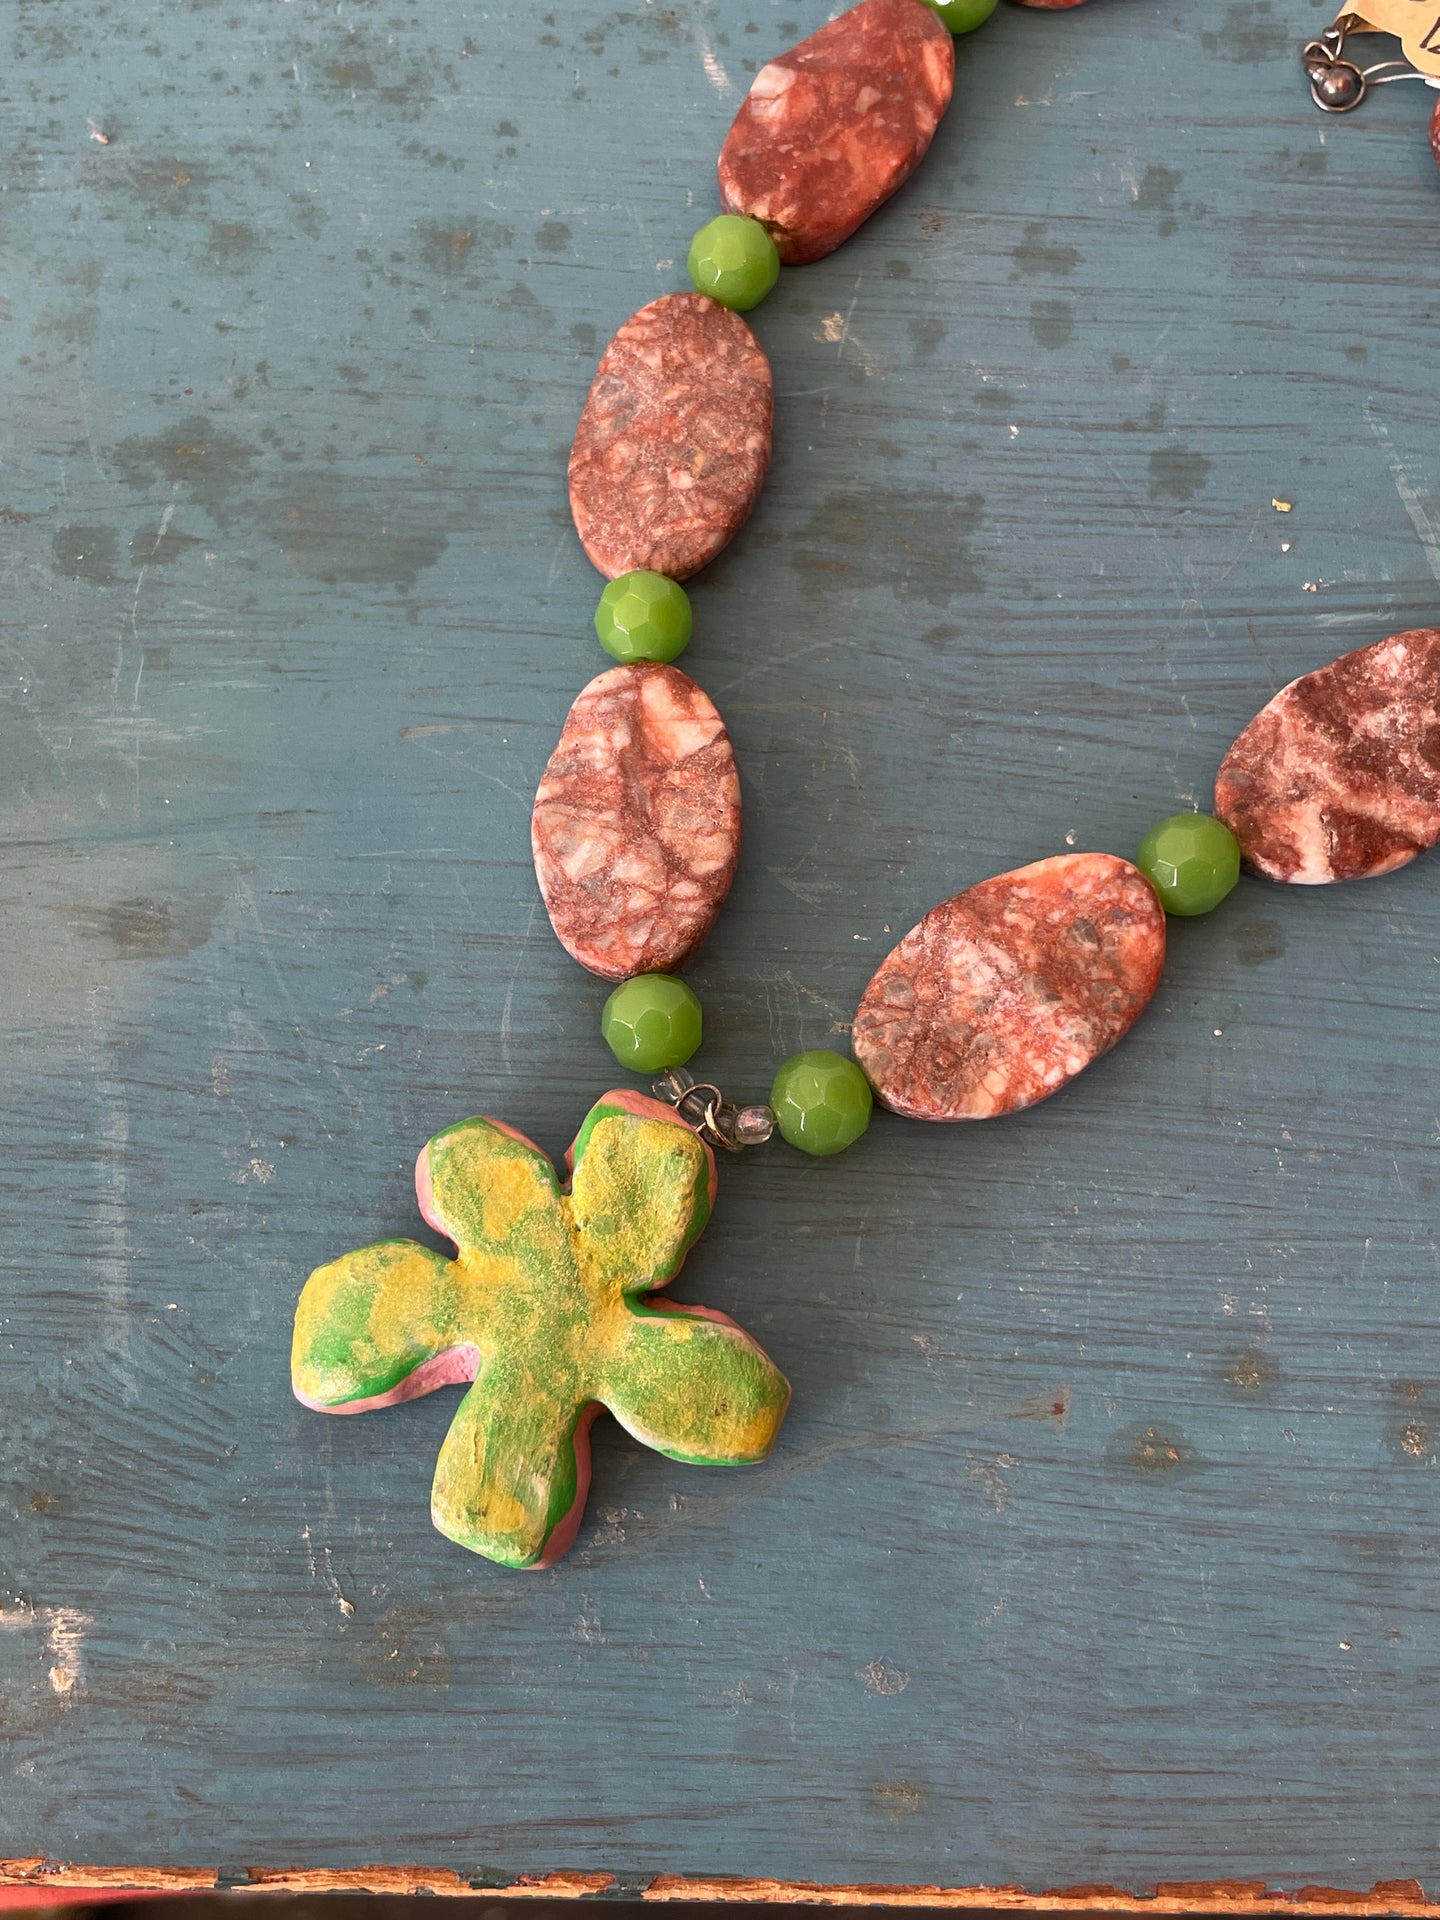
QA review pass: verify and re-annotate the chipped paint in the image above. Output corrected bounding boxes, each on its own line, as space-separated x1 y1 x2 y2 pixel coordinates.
0 1605 92 1700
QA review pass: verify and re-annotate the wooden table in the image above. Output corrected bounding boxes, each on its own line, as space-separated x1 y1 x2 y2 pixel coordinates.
4 0 1440 1902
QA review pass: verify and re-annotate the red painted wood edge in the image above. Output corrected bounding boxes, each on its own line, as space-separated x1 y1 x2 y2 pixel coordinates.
0 1868 1433 1913
643 1880 1434 1912
0 1897 166 1911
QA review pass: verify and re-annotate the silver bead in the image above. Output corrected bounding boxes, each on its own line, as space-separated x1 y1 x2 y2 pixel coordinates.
731 1104 776 1147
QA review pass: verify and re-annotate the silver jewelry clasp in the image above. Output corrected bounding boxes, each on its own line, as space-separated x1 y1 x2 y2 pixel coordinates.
1303 13 1431 111
651 1067 775 1153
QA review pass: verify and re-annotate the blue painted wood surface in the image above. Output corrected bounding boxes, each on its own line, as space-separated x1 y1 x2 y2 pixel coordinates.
3 0 1440 1891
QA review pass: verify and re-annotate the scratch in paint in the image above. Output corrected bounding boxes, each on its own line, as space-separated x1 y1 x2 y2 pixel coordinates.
686 2 736 96
815 276 883 377
301 1525 355 1617
92 1043 137 1396
499 897 541 1077
148 502 177 556
1367 407 1440 586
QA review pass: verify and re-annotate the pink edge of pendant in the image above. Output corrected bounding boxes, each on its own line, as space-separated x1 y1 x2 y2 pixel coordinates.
293 1343 483 1416
646 1296 750 1333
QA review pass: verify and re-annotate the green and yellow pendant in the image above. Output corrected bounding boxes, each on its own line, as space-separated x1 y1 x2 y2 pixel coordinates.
292 1093 790 1570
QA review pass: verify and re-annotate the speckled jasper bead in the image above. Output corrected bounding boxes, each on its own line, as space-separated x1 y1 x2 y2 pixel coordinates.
568 293 774 582
531 663 742 981
853 855 1166 1122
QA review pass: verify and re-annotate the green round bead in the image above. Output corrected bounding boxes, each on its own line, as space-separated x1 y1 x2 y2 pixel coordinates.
770 1049 873 1157
1135 813 1242 917
601 973 703 1073
920 0 1000 31
594 571 692 664
687 214 781 313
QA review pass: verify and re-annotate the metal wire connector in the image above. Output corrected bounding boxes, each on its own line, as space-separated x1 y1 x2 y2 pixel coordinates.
650 1067 776 1153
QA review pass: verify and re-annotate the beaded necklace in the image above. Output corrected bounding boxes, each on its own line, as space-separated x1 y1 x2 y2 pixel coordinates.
291 0 1440 1571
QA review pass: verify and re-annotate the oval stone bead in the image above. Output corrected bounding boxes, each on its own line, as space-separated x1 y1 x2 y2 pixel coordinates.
1213 628 1440 884
531 663 741 981
717 0 955 267
568 293 773 583
852 853 1166 1122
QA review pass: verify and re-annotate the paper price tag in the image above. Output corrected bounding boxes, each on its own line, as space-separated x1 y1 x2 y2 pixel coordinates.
1349 0 1440 78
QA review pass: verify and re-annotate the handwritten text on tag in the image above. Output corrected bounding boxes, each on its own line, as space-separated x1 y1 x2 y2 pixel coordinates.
1350 0 1440 79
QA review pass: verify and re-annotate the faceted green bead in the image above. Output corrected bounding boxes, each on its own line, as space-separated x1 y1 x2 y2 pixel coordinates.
920 0 1000 31
770 1049 873 1157
687 214 781 313
594 571 693 664
601 974 703 1073
1135 813 1242 917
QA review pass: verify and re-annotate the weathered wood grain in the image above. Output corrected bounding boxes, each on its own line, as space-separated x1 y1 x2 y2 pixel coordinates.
3 0 1440 1894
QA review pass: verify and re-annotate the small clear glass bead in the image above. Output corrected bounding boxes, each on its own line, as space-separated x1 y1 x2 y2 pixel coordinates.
731 1104 776 1147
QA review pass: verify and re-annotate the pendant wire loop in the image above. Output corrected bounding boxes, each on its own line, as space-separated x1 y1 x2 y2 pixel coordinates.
1303 13 1432 111
651 1067 776 1153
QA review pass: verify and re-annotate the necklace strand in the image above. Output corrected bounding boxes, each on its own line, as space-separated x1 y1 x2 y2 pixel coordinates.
292 0 1440 1569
